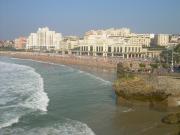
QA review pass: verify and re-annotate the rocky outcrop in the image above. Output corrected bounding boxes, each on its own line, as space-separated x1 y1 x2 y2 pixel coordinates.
114 63 180 107
162 113 180 124
113 77 171 108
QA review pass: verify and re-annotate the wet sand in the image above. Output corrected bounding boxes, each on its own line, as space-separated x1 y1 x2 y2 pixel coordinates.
0 51 117 71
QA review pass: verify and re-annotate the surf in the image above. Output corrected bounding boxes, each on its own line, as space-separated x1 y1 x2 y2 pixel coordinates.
0 61 49 128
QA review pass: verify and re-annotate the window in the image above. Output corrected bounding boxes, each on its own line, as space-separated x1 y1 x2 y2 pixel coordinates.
108 47 111 52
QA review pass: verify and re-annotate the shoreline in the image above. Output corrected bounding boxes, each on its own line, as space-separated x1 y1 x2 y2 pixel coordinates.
0 51 117 71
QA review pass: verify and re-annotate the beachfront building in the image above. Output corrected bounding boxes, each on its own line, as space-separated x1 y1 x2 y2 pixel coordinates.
169 34 180 44
26 27 62 51
153 34 170 46
60 36 81 54
14 37 27 49
77 38 149 58
0 40 14 48
71 28 157 59
25 27 162 59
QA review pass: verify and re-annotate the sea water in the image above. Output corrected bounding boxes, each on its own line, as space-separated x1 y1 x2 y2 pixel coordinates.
0 56 178 135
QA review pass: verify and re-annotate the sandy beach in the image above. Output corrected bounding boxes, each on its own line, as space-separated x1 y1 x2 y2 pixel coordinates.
0 51 118 70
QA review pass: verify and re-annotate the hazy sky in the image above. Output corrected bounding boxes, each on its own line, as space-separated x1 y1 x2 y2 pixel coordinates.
0 0 180 40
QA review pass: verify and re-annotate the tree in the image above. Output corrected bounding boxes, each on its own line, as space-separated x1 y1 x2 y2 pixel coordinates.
139 63 146 72
150 63 159 73
160 50 172 65
174 44 180 64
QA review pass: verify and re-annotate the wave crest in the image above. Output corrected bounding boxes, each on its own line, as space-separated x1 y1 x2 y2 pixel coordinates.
0 61 49 128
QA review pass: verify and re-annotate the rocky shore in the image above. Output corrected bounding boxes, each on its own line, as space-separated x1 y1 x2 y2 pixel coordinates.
113 63 180 107
113 63 180 134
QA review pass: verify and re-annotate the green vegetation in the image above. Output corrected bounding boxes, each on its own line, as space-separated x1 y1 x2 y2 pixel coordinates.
117 63 135 79
162 112 180 124
138 63 146 72
174 44 180 64
160 44 180 66
0 47 15 51
150 63 159 72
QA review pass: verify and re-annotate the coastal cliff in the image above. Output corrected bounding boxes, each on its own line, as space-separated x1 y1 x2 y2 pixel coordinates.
113 63 180 107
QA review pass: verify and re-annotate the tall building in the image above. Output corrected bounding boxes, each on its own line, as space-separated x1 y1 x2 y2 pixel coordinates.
26 27 62 51
154 34 169 46
15 37 27 49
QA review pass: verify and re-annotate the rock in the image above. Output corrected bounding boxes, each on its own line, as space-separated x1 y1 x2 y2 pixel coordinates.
162 113 180 124
114 62 180 107
113 77 169 102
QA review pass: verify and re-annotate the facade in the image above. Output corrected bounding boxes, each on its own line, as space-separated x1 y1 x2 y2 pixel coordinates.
84 28 152 47
26 27 62 51
170 35 180 44
85 28 131 38
128 34 151 47
0 40 14 48
70 29 157 59
60 36 80 52
15 37 27 49
24 27 164 59
154 34 169 46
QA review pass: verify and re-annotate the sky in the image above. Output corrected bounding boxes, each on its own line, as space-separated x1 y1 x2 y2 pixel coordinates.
0 0 180 40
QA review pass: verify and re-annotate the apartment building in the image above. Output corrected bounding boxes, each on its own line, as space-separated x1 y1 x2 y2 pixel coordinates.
26 27 62 51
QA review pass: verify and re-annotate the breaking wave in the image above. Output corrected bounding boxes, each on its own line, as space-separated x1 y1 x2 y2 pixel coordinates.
0 119 95 135
0 61 49 128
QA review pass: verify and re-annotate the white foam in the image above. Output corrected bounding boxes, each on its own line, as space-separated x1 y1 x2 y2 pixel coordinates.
21 75 49 112
0 117 19 129
11 57 112 85
0 120 96 135
11 57 66 67
122 108 134 113
78 70 112 85
0 61 49 128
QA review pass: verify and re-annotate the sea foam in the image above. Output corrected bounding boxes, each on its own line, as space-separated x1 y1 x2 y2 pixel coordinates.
0 119 96 135
0 61 49 128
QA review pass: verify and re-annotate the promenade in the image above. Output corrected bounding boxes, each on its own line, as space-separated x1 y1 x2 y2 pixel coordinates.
0 51 152 71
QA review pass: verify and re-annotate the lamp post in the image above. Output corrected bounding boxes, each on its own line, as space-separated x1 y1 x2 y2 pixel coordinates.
171 47 174 72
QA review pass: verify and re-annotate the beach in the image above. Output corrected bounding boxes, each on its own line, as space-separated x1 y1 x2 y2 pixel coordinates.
0 55 179 135
0 51 118 70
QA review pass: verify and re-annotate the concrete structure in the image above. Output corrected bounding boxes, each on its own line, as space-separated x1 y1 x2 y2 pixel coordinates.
84 28 152 47
170 35 180 44
15 37 27 49
69 29 158 59
60 36 81 54
154 34 170 46
24 27 163 59
128 34 151 47
0 40 14 48
26 27 62 51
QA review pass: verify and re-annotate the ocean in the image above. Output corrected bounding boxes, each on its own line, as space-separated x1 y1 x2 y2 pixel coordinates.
0 56 178 135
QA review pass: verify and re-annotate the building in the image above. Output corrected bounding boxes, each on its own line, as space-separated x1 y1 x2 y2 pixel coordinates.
15 37 27 49
26 27 62 51
154 34 169 46
170 34 180 44
0 40 14 48
128 34 151 47
84 28 152 47
71 28 157 59
24 27 163 59
85 28 131 38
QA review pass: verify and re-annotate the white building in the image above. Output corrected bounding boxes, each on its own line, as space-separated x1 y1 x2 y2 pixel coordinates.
26 27 62 51
154 34 169 46
70 28 159 58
